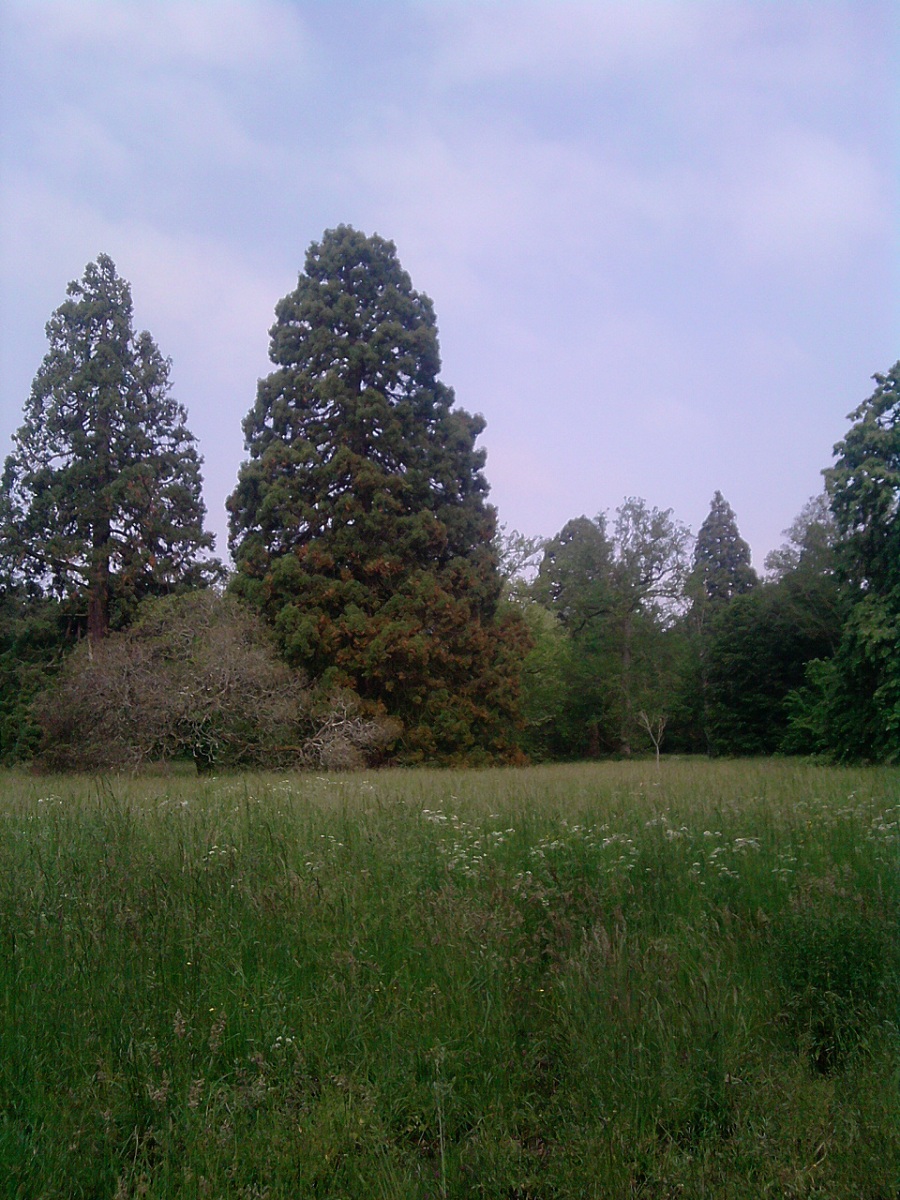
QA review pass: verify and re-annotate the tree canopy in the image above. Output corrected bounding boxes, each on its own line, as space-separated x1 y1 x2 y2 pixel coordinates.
788 363 900 762
827 363 900 597
0 255 217 643
0 244 894 768
531 501 689 757
228 226 527 761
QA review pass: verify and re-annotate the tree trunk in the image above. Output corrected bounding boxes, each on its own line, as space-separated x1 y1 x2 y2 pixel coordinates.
620 612 633 755
87 542 110 645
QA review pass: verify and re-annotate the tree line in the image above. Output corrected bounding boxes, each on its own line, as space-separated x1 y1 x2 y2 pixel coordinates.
1 229 897 769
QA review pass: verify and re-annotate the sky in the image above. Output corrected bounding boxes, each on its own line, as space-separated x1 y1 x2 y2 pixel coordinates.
0 0 896 571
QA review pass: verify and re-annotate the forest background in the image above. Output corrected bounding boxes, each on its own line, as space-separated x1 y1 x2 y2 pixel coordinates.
1 2 896 771
0 230 897 770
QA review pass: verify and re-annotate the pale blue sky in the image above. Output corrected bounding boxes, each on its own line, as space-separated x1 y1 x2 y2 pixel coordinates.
1 1 896 567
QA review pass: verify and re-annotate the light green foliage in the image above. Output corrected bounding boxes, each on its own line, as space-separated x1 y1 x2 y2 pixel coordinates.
0 761 897 1196
611 496 691 622
764 491 836 582
494 524 543 605
0 256 218 644
228 227 528 762
514 602 573 757
535 501 690 755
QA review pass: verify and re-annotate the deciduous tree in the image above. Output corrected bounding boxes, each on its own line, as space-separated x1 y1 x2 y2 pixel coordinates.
787 364 900 761
827 363 900 597
35 592 398 771
535 501 690 756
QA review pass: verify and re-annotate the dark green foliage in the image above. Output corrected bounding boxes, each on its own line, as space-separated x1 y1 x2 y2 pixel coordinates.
691 490 757 603
689 493 844 758
799 363 900 761
0 594 75 763
529 516 616 756
0 255 219 644
827 363 900 597
704 579 844 756
228 226 527 762
783 596 898 762
673 494 757 753
536 515 613 632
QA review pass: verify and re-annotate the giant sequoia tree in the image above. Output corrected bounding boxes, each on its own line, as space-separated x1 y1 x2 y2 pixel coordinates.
691 491 757 603
228 226 527 761
0 255 216 643
678 492 758 751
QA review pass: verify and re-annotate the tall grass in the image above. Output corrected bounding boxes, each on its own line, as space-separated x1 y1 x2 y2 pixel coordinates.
1 759 898 1198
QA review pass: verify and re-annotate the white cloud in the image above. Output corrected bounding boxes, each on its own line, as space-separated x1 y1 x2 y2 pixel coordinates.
725 128 888 267
6 2 304 188
9 0 307 72
428 2 703 83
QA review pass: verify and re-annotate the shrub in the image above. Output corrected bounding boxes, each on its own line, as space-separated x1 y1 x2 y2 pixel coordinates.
34 591 397 771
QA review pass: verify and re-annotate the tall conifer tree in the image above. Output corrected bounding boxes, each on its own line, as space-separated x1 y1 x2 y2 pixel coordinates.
692 491 757 603
679 492 756 753
228 226 527 761
0 255 217 643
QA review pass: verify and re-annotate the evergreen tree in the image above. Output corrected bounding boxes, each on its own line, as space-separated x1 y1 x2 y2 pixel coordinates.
0 255 217 643
678 491 756 752
692 491 757 603
227 226 527 761
691 495 845 758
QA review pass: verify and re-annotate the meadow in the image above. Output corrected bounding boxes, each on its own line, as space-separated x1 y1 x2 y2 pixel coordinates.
0 759 898 1199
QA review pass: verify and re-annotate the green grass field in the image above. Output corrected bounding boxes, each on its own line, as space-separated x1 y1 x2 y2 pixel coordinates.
1 759 898 1198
